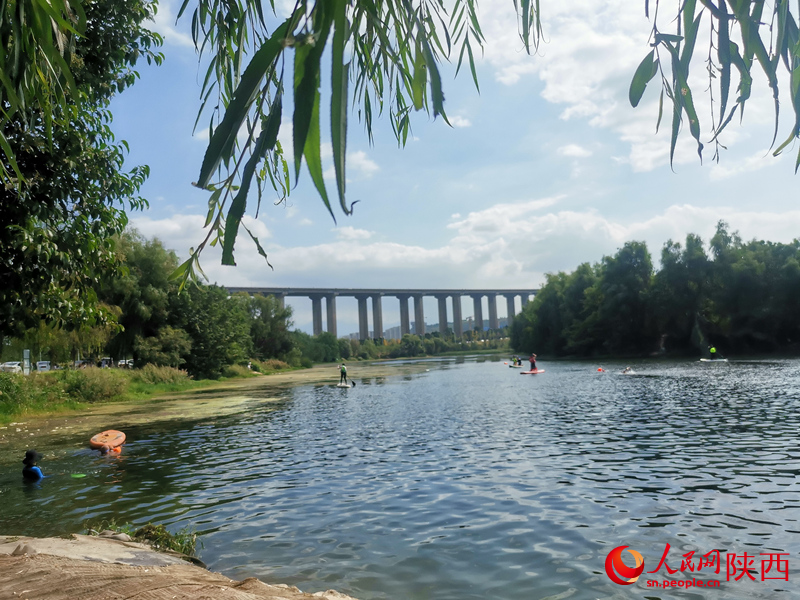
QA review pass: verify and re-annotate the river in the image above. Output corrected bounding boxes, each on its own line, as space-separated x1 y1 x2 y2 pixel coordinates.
1 356 798 599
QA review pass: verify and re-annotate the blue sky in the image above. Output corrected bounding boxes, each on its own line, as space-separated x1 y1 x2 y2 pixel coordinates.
110 0 800 334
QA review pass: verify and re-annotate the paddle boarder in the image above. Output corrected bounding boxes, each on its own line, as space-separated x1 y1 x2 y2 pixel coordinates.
339 361 348 385
528 353 537 371
22 449 44 481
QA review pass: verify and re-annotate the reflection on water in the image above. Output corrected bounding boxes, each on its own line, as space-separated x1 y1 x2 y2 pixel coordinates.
1 358 799 599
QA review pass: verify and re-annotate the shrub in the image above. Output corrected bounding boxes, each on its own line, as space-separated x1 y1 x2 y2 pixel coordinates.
131 364 190 385
221 364 254 378
251 358 291 373
86 520 198 556
56 367 128 403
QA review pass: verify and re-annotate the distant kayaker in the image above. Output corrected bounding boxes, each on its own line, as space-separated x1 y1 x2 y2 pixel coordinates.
528 353 537 371
22 449 44 481
622 366 633 374
339 362 348 384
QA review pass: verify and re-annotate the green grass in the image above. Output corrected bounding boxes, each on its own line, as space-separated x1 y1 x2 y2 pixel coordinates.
85 519 199 556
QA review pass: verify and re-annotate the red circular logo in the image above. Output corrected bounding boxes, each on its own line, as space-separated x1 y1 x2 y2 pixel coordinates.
605 545 644 585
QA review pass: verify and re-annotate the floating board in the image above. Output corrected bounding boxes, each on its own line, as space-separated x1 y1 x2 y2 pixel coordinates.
508 364 523 368
90 430 126 449
336 383 351 388
520 369 545 375
700 358 729 363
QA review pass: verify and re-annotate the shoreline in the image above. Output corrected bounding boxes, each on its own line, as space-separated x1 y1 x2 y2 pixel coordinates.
0 534 359 599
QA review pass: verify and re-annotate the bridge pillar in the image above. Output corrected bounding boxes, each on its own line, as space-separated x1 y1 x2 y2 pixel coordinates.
505 294 516 327
521 294 530 308
372 294 383 339
357 295 369 340
487 293 499 330
437 295 448 335
311 295 323 336
413 294 425 335
472 294 484 335
325 293 337 337
452 294 463 338
398 295 410 335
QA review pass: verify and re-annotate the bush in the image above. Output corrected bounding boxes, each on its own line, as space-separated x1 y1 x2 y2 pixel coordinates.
56 367 128 403
0 372 71 419
251 358 291 373
86 520 198 557
131 364 190 385
221 364 254 378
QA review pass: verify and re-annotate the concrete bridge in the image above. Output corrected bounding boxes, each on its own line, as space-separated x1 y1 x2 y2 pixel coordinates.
226 287 538 339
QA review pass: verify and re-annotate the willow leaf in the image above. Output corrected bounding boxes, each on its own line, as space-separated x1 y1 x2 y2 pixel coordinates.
303 82 333 219
221 94 282 265
293 3 334 181
629 49 658 107
331 0 349 214
197 15 294 189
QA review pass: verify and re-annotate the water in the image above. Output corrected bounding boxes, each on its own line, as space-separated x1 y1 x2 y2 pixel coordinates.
2 357 799 599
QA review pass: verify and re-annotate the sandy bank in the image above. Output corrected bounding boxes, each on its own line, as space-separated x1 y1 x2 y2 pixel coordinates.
0 535 358 600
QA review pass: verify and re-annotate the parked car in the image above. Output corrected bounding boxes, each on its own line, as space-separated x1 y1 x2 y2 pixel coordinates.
1 361 22 373
36 361 51 372
118 359 134 369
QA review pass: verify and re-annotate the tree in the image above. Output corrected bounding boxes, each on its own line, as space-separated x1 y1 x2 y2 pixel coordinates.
100 231 180 360
246 294 297 361
169 285 252 378
0 0 162 334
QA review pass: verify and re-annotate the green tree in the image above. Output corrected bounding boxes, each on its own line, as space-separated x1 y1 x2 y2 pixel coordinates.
169 285 252 379
0 0 161 333
133 326 192 368
101 231 180 361
246 294 296 361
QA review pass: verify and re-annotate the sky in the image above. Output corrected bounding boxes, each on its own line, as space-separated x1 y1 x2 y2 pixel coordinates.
108 0 800 335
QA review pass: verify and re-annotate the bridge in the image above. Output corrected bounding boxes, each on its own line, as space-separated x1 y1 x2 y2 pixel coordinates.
226 287 538 339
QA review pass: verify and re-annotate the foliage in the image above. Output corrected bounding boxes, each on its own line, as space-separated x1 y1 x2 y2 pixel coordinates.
86 520 198 557
55 366 128 403
512 222 800 357
130 364 190 385
0 0 162 334
250 358 292 373
169 285 252 379
102 231 181 360
0 372 74 422
631 1 800 170
245 293 296 362
133 327 193 369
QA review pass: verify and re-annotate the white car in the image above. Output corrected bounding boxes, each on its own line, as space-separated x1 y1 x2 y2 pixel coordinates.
36 361 51 372
1 361 22 373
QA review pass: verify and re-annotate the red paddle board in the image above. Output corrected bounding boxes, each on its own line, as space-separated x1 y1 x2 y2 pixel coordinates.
520 369 545 375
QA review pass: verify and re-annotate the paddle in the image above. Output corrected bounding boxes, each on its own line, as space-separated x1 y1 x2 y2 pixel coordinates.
348 378 356 387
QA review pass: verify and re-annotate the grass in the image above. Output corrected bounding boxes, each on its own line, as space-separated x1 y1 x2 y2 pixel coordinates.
85 519 199 557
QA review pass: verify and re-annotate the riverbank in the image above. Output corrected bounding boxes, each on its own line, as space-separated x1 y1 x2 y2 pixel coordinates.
0 534 357 599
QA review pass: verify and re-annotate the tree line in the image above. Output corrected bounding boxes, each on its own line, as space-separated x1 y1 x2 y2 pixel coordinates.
510 222 800 358
2 231 508 379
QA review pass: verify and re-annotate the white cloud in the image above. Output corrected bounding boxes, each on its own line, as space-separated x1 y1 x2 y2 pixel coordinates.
557 144 592 158
150 0 194 48
334 226 374 241
129 201 800 296
450 115 472 128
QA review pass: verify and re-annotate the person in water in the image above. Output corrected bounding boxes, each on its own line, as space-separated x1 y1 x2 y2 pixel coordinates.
528 353 537 371
339 361 348 384
22 449 44 481
622 366 633 374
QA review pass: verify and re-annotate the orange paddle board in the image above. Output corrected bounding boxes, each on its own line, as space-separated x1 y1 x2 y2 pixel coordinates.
90 430 126 449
